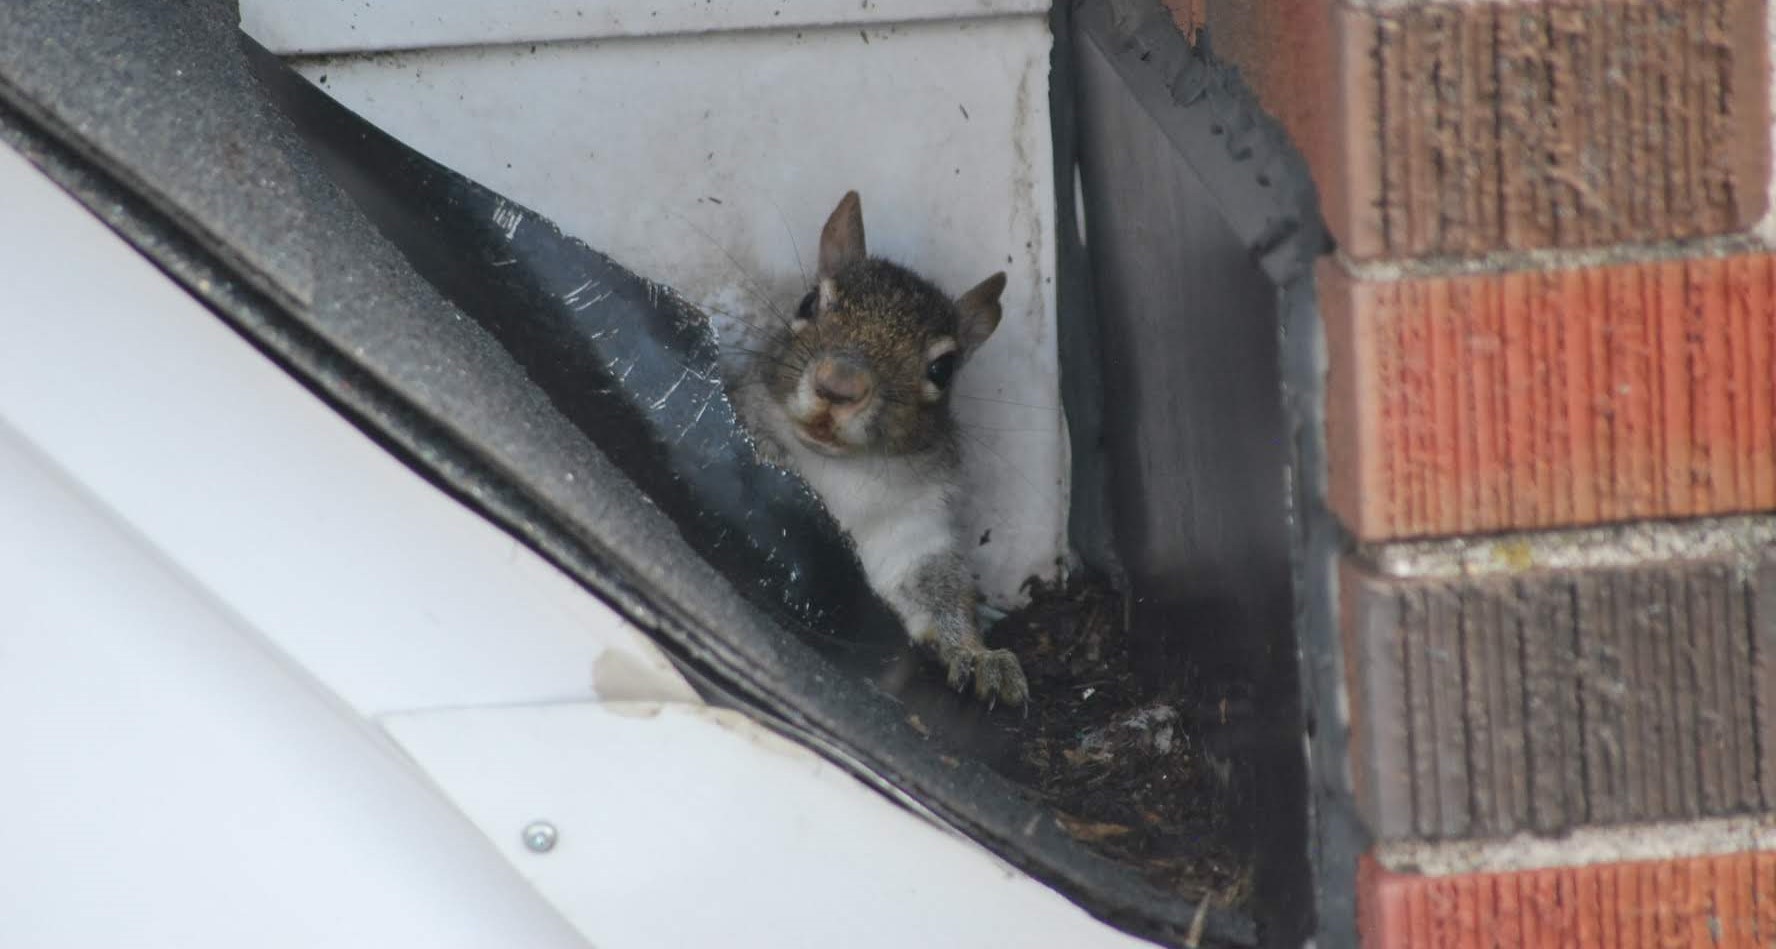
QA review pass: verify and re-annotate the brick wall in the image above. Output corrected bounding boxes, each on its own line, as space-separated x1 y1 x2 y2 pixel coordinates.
1167 0 1776 944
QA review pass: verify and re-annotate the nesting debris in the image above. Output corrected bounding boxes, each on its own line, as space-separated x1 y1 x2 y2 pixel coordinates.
987 576 1254 906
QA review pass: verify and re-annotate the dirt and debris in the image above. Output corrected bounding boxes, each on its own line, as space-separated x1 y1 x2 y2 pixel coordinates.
987 575 1255 907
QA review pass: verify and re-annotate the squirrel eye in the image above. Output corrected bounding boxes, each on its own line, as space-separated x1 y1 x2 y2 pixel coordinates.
925 352 958 388
794 290 818 324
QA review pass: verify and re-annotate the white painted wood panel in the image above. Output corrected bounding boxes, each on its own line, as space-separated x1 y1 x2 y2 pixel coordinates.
244 0 1050 53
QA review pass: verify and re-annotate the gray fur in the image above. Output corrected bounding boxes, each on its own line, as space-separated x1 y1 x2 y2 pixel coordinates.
726 191 1026 706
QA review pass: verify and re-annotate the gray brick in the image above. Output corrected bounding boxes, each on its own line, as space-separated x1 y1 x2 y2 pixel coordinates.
1344 550 1776 841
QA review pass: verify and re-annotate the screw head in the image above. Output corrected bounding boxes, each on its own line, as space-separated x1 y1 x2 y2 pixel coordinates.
522 820 558 853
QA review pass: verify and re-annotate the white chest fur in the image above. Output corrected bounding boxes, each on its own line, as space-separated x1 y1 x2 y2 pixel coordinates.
763 411 960 599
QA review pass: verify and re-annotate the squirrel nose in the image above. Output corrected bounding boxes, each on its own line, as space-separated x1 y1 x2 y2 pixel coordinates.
812 357 874 407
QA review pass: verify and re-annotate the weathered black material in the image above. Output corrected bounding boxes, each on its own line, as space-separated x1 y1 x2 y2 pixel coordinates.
1080 0 1325 286
1276 273 1363 949
0 0 1262 944
1048 0 1124 588
1070 1 1337 945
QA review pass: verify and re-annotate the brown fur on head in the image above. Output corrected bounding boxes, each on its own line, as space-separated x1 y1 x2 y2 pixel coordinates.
760 190 1007 457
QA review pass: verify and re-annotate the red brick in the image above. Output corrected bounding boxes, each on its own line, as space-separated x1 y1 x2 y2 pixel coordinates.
1359 851 1776 949
1323 252 1776 541
1189 0 1770 260
1159 0 1205 43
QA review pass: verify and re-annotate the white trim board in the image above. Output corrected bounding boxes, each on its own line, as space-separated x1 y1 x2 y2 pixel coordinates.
244 0 1051 54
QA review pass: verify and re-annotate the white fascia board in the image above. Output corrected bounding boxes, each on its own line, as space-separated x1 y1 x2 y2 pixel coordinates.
244 0 1052 55
385 701 1159 949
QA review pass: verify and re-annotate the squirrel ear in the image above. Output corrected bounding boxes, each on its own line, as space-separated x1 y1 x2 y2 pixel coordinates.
956 271 1007 353
817 276 841 315
818 191 867 279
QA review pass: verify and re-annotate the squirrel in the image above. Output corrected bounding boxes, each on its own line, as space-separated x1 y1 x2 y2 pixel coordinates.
729 191 1029 707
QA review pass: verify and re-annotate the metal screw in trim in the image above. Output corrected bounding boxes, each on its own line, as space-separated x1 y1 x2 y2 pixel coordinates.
522 821 558 853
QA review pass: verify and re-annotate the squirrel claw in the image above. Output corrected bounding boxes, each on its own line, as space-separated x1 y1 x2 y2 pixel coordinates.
938 642 1027 707
973 648 1028 707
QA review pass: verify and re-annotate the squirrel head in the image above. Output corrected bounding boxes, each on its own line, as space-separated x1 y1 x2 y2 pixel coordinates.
760 190 1006 457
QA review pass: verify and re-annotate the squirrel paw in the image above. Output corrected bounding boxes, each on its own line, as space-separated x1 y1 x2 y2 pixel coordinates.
973 648 1029 707
939 642 1028 708
746 430 792 468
